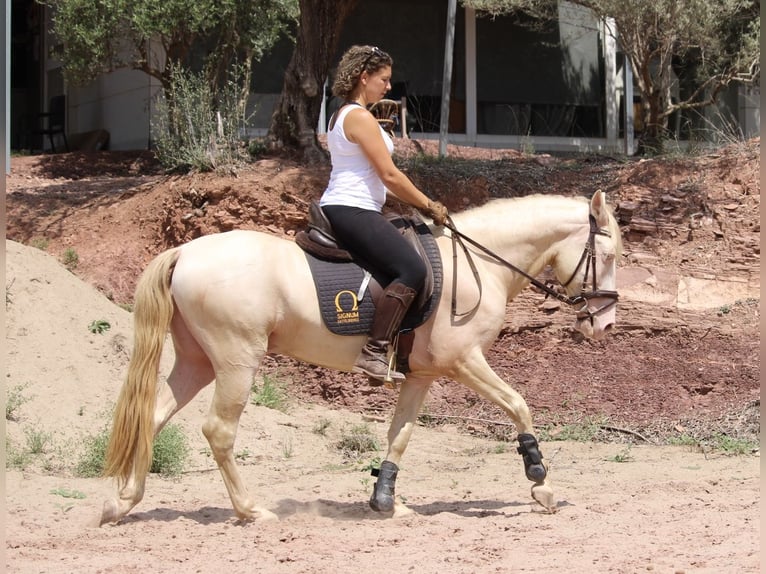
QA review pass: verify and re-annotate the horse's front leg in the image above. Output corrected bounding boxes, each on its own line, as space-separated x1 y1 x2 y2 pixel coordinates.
369 376 433 515
451 350 556 513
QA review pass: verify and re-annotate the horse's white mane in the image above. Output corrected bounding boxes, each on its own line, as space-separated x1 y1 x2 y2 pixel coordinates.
451 194 586 227
449 194 622 255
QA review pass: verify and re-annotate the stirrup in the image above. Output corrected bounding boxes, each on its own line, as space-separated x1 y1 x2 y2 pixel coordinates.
382 350 404 390
381 332 404 390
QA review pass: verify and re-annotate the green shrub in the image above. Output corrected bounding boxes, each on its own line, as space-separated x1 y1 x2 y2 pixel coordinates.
29 238 49 250
76 423 189 478
251 374 290 412
25 426 52 454
6 437 31 470
335 424 380 460
6 383 32 421
152 64 252 173
75 428 110 478
312 418 332 436
62 248 79 270
88 319 111 334
150 424 189 476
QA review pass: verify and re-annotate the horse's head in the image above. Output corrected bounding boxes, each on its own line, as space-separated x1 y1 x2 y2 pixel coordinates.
554 190 622 341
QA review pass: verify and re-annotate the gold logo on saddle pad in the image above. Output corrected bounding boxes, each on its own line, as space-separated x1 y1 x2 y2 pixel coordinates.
334 290 360 324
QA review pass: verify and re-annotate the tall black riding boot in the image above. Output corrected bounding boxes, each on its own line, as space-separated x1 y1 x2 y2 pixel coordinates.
353 282 417 385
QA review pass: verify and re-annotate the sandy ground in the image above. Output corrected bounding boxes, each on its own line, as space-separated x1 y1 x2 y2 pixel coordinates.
4 138 760 573
6 427 760 574
4 238 760 574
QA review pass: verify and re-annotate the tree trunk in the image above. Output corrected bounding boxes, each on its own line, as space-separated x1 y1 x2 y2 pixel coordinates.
267 0 358 163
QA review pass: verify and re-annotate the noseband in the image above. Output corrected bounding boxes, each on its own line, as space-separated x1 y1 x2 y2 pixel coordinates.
445 213 619 322
558 214 619 324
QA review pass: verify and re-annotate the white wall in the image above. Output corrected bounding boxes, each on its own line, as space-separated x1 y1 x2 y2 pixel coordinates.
739 85 760 138
69 68 161 150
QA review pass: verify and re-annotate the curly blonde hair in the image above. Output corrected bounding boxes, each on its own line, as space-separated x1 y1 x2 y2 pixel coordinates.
331 45 393 100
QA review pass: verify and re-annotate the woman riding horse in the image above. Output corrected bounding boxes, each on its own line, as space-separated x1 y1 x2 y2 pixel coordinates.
320 45 448 385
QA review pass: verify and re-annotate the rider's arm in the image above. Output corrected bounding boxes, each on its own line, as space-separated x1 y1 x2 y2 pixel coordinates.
344 108 431 210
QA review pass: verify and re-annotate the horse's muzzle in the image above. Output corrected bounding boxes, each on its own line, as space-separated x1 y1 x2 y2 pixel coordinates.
572 293 618 340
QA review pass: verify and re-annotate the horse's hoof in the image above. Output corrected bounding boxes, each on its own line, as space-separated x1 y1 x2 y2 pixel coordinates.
235 506 278 522
99 499 122 526
531 482 557 513
254 508 278 521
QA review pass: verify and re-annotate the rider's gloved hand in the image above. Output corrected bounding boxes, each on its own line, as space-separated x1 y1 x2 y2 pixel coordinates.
421 200 448 226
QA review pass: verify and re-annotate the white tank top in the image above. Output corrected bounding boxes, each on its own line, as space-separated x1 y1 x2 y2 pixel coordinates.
320 104 394 212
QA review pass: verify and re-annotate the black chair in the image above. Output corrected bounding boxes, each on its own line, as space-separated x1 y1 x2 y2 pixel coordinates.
37 95 69 152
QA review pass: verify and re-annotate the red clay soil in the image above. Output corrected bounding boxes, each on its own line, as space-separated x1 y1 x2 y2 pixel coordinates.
5 137 760 441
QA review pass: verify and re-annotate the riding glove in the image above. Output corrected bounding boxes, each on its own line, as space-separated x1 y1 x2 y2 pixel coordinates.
421 200 449 226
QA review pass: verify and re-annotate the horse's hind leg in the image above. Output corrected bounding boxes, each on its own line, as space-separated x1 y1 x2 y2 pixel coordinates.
369 376 433 515
452 350 555 512
101 334 215 525
202 362 275 522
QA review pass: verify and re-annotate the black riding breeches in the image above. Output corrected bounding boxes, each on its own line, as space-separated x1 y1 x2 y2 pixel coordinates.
321 205 427 292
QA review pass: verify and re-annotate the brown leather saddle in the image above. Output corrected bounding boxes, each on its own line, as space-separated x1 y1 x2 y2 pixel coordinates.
295 201 443 374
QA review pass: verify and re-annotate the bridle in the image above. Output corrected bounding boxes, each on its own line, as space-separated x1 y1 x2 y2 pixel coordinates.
444 213 619 324
558 213 620 324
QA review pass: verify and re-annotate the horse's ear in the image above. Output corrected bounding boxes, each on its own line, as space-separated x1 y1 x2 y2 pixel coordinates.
590 189 609 228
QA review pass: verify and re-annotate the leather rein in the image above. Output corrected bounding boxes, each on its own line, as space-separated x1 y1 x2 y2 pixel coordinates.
444 213 619 323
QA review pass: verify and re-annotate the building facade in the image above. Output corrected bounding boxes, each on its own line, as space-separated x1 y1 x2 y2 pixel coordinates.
10 0 759 154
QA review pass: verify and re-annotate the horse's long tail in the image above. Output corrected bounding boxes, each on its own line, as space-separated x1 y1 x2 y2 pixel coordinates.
103 247 180 486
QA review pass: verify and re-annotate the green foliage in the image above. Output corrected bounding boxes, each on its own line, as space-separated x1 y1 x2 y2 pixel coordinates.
75 428 111 478
44 0 297 93
152 64 252 172
250 373 290 412
76 423 189 478
538 415 609 442
247 138 270 158
29 238 50 251
6 437 31 470
50 487 86 499
335 424 380 460
359 456 382 474
667 432 758 455
62 248 79 270
150 424 190 476
312 418 332 436
462 0 760 146
25 427 52 455
88 319 112 334
605 446 634 463
5 278 13 308
707 433 757 455
667 434 700 448
6 383 32 421
235 448 252 461
280 433 294 459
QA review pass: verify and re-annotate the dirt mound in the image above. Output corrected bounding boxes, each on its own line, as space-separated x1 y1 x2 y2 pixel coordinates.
6 137 759 435
4 231 760 574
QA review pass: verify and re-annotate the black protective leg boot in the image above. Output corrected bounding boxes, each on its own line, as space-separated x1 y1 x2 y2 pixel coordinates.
369 460 399 512
353 282 417 385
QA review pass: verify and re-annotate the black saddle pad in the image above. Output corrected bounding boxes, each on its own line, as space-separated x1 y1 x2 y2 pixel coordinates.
305 220 442 336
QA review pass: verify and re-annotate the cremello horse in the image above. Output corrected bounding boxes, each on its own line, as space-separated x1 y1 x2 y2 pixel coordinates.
100 190 622 525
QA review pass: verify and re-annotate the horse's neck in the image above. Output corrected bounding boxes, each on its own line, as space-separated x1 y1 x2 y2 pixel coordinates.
451 197 587 294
